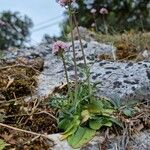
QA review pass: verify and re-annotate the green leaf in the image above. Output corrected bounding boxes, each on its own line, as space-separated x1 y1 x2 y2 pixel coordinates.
108 118 123 128
81 110 90 123
89 120 102 130
95 117 113 127
0 139 5 150
60 122 79 140
85 101 103 114
107 99 121 108
100 99 113 108
101 108 114 116
60 115 80 140
63 116 80 134
68 126 85 147
123 108 134 117
58 118 70 130
68 127 96 148
103 122 112 127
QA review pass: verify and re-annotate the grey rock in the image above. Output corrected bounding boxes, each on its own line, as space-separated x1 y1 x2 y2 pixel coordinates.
37 40 150 103
37 40 116 97
91 61 150 103
48 130 150 150
2 40 150 103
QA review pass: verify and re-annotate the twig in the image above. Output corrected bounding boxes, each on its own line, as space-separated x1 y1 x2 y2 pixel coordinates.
31 135 41 142
6 110 57 121
34 111 57 121
6 76 14 89
13 92 17 101
0 64 40 74
0 96 26 104
27 99 42 116
0 122 54 141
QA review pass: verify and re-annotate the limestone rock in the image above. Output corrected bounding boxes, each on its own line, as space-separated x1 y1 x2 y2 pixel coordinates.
2 40 150 103
91 61 150 103
48 130 150 150
37 41 150 103
37 40 116 97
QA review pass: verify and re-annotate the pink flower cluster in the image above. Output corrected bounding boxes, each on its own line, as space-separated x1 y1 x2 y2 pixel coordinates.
0 20 6 26
56 0 76 6
91 23 96 27
90 8 96 14
90 7 108 15
99 8 108 15
52 41 68 55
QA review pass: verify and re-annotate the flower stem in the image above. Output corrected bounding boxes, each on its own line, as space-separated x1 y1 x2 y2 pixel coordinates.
103 15 108 35
61 53 70 94
68 5 78 100
93 14 98 32
73 14 92 95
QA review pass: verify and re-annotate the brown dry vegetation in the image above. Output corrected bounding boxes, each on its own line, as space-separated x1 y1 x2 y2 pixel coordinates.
96 31 150 61
0 63 58 149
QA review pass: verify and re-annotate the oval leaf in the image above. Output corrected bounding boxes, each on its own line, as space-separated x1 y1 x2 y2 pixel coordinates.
89 120 102 130
68 127 96 148
0 139 5 150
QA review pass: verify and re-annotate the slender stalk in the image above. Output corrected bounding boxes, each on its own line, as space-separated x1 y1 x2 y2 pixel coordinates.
73 13 92 95
61 53 70 94
68 5 78 100
93 14 98 32
140 15 144 32
103 15 108 35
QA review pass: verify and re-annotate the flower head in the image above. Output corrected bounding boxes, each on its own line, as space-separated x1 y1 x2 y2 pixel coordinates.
56 0 76 7
99 8 108 15
91 23 96 27
52 41 68 55
0 20 6 26
90 8 97 14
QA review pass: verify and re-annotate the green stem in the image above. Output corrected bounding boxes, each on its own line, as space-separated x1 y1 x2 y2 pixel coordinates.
93 14 98 32
103 15 108 35
73 13 92 95
140 16 144 32
68 5 78 101
61 53 70 94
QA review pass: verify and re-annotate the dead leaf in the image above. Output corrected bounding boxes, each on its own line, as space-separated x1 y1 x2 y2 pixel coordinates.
6 76 14 89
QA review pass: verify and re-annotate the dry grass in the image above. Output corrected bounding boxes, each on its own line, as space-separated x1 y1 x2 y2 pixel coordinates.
95 31 150 60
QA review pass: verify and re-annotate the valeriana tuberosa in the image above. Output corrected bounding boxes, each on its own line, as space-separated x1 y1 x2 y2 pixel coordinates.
0 20 6 26
99 8 108 15
52 41 70 93
56 0 76 6
99 8 108 34
90 8 98 32
90 8 96 14
52 41 68 55
57 0 79 100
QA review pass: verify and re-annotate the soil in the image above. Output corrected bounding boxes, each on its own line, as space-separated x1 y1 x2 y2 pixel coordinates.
0 62 58 149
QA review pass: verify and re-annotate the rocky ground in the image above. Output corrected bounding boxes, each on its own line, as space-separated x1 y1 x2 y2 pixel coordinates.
1 32 150 149
3 39 150 104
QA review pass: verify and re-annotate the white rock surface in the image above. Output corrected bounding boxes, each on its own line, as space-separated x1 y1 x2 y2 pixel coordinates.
36 41 150 103
48 130 150 150
2 40 150 103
